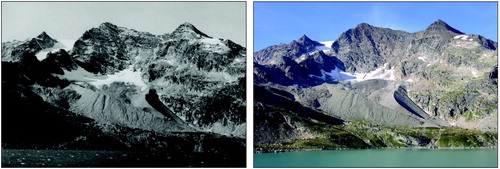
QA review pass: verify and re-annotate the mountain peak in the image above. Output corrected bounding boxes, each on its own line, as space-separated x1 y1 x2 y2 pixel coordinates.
98 22 120 31
37 31 49 38
34 31 57 45
426 19 464 34
295 34 322 47
355 23 374 29
100 22 117 27
178 22 196 29
298 34 312 43
172 22 210 38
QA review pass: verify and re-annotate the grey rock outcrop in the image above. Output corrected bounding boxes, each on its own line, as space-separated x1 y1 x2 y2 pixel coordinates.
2 32 58 62
254 34 323 65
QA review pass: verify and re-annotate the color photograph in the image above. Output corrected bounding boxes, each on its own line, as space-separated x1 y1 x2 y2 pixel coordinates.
254 2 497 167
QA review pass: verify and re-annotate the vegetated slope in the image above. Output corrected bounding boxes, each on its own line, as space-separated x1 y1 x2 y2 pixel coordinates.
2 22 246 166
254 19 497 151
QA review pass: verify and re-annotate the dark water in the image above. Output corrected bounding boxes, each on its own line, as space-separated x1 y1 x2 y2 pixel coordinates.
2 149 245 167
254 148 498 167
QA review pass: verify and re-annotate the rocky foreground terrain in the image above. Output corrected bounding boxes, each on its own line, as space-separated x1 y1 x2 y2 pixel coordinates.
254 20 497 152
2 22 245 166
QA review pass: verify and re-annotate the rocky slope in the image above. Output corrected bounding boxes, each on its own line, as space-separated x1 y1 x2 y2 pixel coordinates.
2 32 58 63
254 19 497 151
2 22 245 166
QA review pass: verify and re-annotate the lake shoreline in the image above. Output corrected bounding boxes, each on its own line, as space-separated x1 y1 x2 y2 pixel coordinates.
254 146 498 154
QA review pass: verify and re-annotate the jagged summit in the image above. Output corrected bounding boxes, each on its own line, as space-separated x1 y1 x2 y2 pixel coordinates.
297 34 313 43
355 23 374 29
172 22 211 38
35 31 57 43
96 22 121 34
99 22 118 29
425 19 464 34
295 34 322 47
36 31 52 40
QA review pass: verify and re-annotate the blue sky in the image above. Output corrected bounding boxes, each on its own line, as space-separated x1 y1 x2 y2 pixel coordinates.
254 2 498 51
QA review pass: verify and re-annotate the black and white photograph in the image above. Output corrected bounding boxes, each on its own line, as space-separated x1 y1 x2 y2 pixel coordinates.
1 2 246 167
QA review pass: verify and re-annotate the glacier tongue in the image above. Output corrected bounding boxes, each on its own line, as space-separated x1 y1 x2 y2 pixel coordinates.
308 63 397 82
347 63 397 82
87 66 148 91
56 66 148 91
309 68 356 81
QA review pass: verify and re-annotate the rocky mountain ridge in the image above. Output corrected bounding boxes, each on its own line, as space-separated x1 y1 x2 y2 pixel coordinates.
2 22 246 165
254 19 497 151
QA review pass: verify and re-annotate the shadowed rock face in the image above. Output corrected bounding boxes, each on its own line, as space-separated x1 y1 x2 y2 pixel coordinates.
254 85 344 144
1 22 246 160
254 35 323 65
2 32 58 62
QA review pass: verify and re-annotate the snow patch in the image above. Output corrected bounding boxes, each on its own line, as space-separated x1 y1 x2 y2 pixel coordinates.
56 66 148 91
308 63 396 82
295 55 308 63
199 37 230 53
35 39 76 61
206 71 238 83
417 57 427 62
454 35 473 41
348 63 396 82
55 67 101 82
313 41 334 52
87 66 148 91
309 67 356 81
471 69 478 78
319 41 334 48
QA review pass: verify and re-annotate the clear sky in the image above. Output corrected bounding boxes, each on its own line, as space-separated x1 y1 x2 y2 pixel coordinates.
254 2 498 51
2 2 246 46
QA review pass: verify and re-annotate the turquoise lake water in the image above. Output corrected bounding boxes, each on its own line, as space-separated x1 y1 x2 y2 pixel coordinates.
254 149 498 167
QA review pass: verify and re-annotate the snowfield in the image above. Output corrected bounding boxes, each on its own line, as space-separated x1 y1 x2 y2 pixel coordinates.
309 63 397 82
348 63 396 81
87 66 148 91
309 67 356 80
35 39 76 61
454 35 469 41
57 66 148 91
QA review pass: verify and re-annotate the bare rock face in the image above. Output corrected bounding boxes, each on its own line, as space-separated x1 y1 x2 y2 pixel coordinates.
72 22 161 74
254 35 323 65
2 32 58 62
331 23 412 73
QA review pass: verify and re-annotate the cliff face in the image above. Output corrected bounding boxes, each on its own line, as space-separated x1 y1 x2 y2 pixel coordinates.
2 32 58 63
